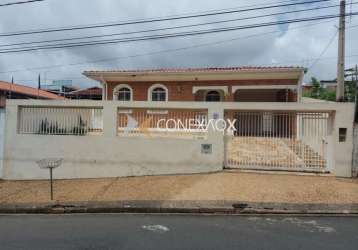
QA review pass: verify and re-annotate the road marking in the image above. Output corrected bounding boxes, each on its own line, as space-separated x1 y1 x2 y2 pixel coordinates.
142 225 170 233
282 218 336 233
247 217 336 233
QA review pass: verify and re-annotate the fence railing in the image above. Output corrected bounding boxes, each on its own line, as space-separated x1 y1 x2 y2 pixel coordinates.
18 107 103 135
117 108 208 139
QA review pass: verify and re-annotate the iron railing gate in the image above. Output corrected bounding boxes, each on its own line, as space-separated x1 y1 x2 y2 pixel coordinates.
224 110 330 172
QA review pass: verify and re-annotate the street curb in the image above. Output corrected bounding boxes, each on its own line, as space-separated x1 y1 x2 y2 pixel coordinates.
1 201 358 215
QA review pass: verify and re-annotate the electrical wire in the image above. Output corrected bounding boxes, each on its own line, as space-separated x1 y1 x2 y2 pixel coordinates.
0 2 349 49
0 19 340 74
0 13 356 54
0 0 44 7
0 0 331 37
307 29 339 70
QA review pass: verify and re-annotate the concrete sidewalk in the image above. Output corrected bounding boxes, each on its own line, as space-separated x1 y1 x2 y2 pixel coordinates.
1 171 358 205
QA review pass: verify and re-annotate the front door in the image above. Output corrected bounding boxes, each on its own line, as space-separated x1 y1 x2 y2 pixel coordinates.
205 91 221 102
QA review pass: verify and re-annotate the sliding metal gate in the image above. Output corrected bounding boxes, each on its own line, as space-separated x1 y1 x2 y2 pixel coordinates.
224 110 330 172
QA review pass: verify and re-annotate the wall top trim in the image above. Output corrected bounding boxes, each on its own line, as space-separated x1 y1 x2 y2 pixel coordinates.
6 99 354 113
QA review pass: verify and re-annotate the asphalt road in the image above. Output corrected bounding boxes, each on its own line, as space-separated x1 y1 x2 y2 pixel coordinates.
0 214 357 250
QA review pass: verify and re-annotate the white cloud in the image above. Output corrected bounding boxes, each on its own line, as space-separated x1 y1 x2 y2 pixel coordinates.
0 0 356 87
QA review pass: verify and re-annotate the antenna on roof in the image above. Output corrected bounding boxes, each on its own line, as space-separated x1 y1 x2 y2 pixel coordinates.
37 73 41 99
9 76 13 99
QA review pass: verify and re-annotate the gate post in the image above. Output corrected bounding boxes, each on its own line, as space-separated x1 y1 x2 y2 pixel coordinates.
326 111 335 172
207 105 225 170
331 104 355 177
103 102 117 138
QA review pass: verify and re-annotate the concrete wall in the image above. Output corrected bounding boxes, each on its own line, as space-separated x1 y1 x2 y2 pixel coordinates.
2 100 355 180
0 108 4 178
0 92 5 108
331 105 355 177
3 101 224 180
352 124 358 177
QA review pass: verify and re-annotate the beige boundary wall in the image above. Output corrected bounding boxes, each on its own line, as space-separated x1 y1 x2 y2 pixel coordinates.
1 100 355 180
0 108 4 178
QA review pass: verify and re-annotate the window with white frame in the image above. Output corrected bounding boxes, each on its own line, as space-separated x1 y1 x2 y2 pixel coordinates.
148 84 168 101
113 84 132 101
118 87 131 101
151 87 166 101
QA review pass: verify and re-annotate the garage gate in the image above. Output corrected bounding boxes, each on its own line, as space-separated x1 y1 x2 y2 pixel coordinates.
224 110 331 172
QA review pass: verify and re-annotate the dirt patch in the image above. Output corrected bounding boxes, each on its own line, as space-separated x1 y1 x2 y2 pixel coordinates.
1 171 358 204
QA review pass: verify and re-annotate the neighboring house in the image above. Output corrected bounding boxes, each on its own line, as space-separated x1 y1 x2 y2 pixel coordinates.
0 80 63 178
83 66 305 102
41 80 78 96
303 80 337 92
320 80 338 92
66 86 102 100
0 80 64 107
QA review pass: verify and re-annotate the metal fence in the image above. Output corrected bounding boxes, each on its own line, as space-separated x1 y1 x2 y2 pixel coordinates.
117 108 208 139
224 110 330 172
18 107 103 135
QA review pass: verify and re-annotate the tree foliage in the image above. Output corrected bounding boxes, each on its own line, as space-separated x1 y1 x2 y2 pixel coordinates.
303 77 336 101
303 76 356 102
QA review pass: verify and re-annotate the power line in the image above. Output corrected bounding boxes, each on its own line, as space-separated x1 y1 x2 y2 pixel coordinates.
0 2 349 49
11 51 358 82
307 29 339 70
0 0 331 37
1 20 357 76
0 19 341 74
2 0 297 31
0 0 44 7
0 0 301 39
1 13 356 54
259 54 358 66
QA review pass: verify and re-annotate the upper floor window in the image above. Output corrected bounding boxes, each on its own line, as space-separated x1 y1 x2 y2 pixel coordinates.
113 84 133 101
118 87 131 101
148 84 168 101
152 88 166 101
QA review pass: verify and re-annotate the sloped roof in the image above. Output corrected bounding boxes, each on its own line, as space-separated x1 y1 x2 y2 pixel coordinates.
0 81 64 100
84 66 304 74
68 86 102 96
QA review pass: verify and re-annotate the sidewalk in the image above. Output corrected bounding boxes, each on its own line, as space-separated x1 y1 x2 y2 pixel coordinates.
1 171 358 206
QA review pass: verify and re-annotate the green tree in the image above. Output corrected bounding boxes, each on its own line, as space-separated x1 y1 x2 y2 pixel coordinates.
303 77 336 101
310 77 322 98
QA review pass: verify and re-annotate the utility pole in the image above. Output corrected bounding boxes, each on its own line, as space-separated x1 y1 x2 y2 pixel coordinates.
336 0 346 101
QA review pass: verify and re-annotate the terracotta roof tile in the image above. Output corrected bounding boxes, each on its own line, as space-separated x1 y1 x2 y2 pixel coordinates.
68 87 102 96
0 81 64 100
84 66 305 74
